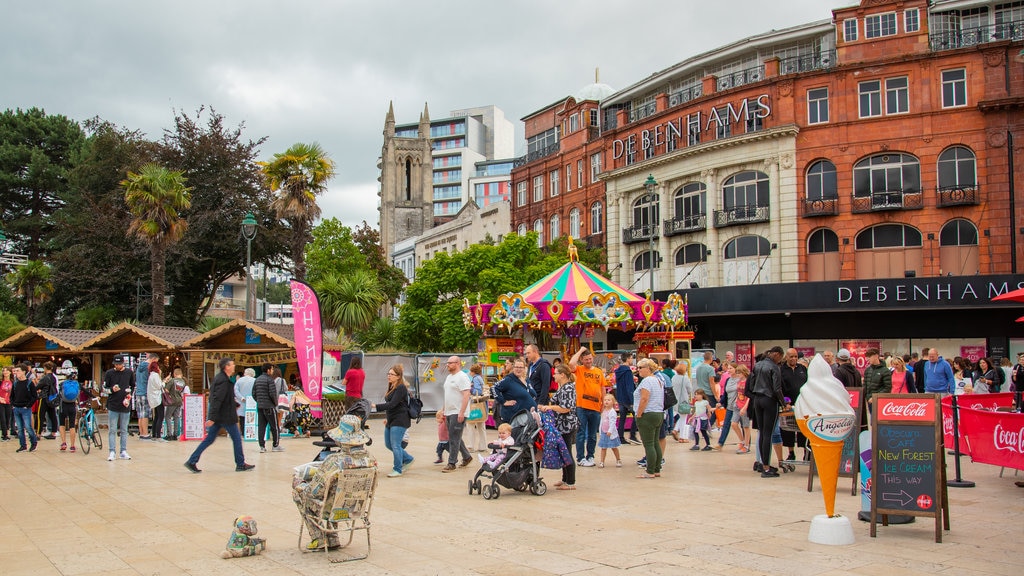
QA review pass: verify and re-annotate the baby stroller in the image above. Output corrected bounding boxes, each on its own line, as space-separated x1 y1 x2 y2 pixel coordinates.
312 399 374 461
468 410 547 499
284 403 313 437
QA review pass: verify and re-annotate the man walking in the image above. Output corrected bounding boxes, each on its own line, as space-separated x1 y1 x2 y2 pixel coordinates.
252 364 282 453
184 358 254 473
103 355 134 461
525 344 552 406
694 351 717 408
10 364 38 452
440 356 473 472
569 347 604 466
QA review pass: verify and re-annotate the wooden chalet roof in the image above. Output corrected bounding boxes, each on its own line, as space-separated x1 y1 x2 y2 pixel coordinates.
0 327 103 354
182 319 345 352
77 322 201 352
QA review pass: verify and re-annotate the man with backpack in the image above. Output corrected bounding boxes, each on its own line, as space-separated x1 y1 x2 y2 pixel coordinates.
35 362 59 439
57 367 81 452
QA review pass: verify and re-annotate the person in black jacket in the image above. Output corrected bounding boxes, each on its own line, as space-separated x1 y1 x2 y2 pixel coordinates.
103 355 134 460
35 362 59 439
749 346 788 478
252 363 281 453
375 364 413 478
184 358 254 473
11 364 39 452
526 344 552 406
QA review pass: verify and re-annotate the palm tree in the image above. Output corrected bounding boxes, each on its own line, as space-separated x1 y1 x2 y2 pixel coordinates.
121 163 192 325
5 259 53 325
315 270 385 337
259 143 336 281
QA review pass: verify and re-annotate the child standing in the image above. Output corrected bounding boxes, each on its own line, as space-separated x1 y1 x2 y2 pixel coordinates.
689 389 712 451
597 393 622 467
433 410 450 464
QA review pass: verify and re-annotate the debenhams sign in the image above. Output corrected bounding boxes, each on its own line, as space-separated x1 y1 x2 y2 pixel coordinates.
836 277 1024 307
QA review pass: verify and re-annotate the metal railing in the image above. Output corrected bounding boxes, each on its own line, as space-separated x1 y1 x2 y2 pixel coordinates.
663 214 706 236
716 65 765 91
713 205 769 228
513 142 560 168
668 85 703 107
851 190 924 213
621 224 659 244
802 197 839 217
628 101 657 123
936 184 980 207
930 21 1024 51
778 50 836 75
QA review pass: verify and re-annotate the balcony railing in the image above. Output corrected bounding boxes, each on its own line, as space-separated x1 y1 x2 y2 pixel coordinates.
779 50 836 75
668 85 703 107
663 214 706 236
628 101 657 123
802 197 839 217
621 224 659 245
851 190 924 213
513 142 560 168
713 205 769 228
930 21 1024 51
717 65 765 91
937 184 980 207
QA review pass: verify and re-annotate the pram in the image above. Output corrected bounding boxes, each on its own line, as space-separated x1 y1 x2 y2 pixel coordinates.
283 403 313 437
468 410 547 499
312 399 374 461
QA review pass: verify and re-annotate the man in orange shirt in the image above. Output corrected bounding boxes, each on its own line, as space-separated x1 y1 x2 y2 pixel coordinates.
569 347 604 467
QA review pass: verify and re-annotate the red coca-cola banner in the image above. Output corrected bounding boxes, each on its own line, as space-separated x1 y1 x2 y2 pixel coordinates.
941 393 1016 456
940 393 1023 470
876 396 936 421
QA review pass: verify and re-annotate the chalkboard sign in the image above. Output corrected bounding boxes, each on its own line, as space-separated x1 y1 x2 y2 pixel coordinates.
807 387 862 496
870 394 950 543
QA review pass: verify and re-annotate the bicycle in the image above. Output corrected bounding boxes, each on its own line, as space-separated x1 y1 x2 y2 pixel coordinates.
77 398 103 454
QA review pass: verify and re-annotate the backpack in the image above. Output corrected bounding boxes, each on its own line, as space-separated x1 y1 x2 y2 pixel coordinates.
407 395 424 423
61 379 80 403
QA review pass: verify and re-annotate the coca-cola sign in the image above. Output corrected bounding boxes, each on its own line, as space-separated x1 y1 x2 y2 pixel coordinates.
993 424 1024 454
877 397 935 422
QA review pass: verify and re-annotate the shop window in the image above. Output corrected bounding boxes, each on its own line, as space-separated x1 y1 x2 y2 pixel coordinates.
723 235 772 285
939 219 979 276
854 223 923 279
807 228 840 281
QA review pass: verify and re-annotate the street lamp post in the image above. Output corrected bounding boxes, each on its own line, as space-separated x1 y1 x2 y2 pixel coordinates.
644 174 658 296
241 212 258 321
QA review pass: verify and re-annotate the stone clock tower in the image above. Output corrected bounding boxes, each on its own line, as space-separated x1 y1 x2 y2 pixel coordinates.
379 102 434 261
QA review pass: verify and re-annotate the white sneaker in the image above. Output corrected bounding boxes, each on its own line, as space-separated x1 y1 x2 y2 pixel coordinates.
108 452 115 461
120 451 131 460
580 457 596 467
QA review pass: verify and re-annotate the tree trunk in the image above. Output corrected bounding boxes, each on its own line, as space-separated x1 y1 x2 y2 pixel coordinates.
152 242 165 325
291 218 307 281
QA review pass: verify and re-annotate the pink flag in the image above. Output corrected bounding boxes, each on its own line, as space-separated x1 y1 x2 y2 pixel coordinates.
290 280 323 418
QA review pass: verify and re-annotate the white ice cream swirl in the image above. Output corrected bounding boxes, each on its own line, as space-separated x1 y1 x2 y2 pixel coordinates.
794 354 855 418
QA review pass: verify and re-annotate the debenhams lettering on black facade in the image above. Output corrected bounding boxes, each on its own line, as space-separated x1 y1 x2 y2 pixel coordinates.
838 280 1024 304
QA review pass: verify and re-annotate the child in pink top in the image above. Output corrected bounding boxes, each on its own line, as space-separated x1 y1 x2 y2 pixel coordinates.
597 394 622 467
433 410 449 464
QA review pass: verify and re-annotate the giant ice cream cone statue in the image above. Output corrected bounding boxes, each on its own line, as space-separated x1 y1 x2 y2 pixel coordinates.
795 355 857 519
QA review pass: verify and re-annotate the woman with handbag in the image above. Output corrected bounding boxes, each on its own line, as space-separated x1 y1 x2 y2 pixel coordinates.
492 358 536 424
466 364 488 452
539 364 580 490
374 364 414 478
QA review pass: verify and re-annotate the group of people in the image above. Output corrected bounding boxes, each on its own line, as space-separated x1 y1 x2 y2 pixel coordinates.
105 353 190 461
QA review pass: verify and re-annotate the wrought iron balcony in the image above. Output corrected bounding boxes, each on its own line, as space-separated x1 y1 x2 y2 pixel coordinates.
802 197 839 217
621 224 659 245
937 184 980 207
628 101 657 123
851 190 924 213
713 205 769 228
779 50 836 75
930 21 1024 51
717 65 764 91
663 214 706 236
668 85 703 107
513 142 560 168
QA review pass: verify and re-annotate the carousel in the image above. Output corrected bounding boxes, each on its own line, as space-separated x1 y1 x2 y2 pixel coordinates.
462 239 691 356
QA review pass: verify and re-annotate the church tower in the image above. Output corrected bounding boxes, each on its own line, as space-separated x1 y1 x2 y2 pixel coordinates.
378 102 433 261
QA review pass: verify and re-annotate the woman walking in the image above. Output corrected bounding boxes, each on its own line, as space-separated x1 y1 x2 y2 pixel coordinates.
540 364 580 490
634 358 665 478
375 364 414 478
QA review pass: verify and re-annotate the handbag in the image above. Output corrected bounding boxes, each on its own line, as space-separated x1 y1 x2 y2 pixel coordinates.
277 393 290 411
162 389 173 407
468 400 486 422
663 386 678 410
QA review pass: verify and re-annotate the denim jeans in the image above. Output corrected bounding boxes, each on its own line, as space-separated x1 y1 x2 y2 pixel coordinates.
575 408 601 460
717 407 735 446
187 422 245 467
13 406 37 447
107 410 131 453
384 425 413 473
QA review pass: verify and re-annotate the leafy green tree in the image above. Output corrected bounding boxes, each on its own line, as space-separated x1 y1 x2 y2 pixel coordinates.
304 217 367 285
259 142 336 281
5 259 53 325
352 221 406 306
0 108 86 259
315 269 385 336
122 164 191 325
73 304 118 329
259 280 291 305
0 310 25 340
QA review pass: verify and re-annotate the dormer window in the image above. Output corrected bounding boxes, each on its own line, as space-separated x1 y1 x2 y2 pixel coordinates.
865 12 897 38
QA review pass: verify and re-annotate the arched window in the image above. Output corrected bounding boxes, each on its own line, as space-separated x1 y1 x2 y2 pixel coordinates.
853 153 921 209
590 201 603 234
807 228 840 281
806 160 838 200
674 243 709 288
854 223 923 279
632 194 659 228
550 214 560 240
517 223 527 237
533 219 544 247
721 170 769 223
633 250 661 271
675 243 708 266
939 218 979 276
671 182 706 232
722 235 771 284
937 146 977 190
568 208 581 239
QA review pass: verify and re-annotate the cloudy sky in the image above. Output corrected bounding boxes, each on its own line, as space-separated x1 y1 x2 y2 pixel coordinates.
2 0 850 229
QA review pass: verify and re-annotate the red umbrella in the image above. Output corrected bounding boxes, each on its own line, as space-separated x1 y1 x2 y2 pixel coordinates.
991 287 1024 302
1017 316 1024 323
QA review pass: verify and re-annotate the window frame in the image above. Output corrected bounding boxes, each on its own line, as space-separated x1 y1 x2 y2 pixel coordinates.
722 170 770 212
807 87 830 124
590 153 602 183
885 77 909 115
806 160 838 201
937 146 977 190
904 8 920 33
852 153 921 198
723 235 771 260
590 202 603 235
808 228 840 254
673 182 706 223
569 207 581 239
675 243 708 266
533 219 544 247
633 250 661 271
859 80 882 118
843 18 858 42
855 223 923 250
550 213 560 240
550 169 560 197
516 181 527 207
865 12 897 38
941 69 967 108
532 175 544 202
